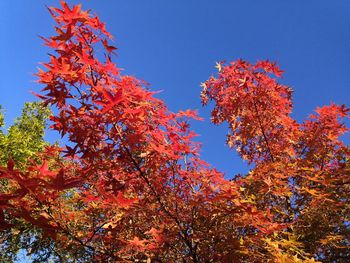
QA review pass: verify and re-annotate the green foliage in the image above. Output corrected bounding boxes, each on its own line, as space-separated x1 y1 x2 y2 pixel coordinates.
0 102 51 167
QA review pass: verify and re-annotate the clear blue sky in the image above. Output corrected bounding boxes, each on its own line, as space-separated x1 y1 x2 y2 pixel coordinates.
1 0 349 177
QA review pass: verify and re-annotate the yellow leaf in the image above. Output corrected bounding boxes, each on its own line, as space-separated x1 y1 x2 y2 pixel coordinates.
240 236 244 245
139 151 150 158
215 62 222 72
90 202 98 208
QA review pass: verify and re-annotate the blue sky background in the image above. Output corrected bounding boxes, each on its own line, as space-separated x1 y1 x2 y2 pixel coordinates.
1 0 349 178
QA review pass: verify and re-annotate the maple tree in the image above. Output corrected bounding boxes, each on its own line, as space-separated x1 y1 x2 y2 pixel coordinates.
0 2 349 262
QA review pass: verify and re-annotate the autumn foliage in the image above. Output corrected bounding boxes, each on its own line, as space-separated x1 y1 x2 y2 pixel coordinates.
0 2 349 262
